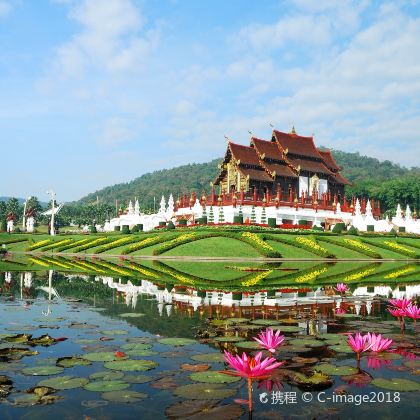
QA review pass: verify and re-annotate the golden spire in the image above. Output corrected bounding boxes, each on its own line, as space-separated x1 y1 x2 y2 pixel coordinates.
290 125 296 135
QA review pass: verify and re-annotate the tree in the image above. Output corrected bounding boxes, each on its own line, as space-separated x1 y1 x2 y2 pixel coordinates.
209 206 214 223
261 207 267 224
6 198 21 220
251 206 256 223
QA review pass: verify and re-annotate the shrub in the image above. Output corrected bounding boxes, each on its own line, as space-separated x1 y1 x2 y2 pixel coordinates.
178 219 187 226
298 220 307 226
167 221 175 230
14 227 21 233
159 221 167 227
317 236 381 259
399 226 406 233
0 220 6 232
233 215 243 224
89 225 97 233
367 225 374 232
200 216 208 225
121 235 171 255
389 228 397 236
121 225 130 234
347 226 358 235
332 222 346 233
114 226 121 232
268 218 276 228
131 225 139 233
312 226 323 231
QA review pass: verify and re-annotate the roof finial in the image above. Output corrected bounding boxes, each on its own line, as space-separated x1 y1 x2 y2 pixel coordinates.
224 135 230 143
290 125 296 135
269 122 274 128
248 130 253 136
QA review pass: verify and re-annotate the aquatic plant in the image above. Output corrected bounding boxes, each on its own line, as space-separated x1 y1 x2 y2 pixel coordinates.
365 333 393 352
223 351 283 412
253 328 285 353
347 333 373 361
335 283 349 294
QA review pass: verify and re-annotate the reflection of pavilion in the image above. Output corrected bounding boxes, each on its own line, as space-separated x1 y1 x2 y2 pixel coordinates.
87 275 411 318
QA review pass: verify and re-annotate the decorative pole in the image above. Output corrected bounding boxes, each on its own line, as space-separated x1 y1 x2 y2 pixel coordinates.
22 196 32 231
46 190 56 236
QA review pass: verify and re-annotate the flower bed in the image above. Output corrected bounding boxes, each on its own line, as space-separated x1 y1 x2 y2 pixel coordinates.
263 234 335 258
342 267 376 282
55 238 93 252
36 239 73 252
240 270 272 287
316 236 382 259
384 266 417 279
294 267 328 283
27 239 53 251
121 235 171 255
241 232 281 258
153 233 204 255
92 236 140 254
71 237 112 253
361 239 419 258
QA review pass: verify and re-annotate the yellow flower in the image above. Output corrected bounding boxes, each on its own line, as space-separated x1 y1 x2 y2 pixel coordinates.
242 232 275 252
295 237 327 253
384 266 416 279
295 267 328 283
241 270 272 286
343 268 375 282
343 239 373 252
383 241 415 255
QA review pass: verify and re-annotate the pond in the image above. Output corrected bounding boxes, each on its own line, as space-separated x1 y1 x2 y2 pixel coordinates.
0 256 419 419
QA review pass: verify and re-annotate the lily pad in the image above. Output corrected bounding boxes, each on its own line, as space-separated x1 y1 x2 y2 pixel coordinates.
181 364 210 372
189 371 240 384
213 336 245 343
104 359 158 372
121 343 152 351
272 325 303 332
34 317 65 323
316 363 358 376
82 352 125 362
84 380 129 392
330 344 354 354
89 371 124 381
101 390 147 403
173 383 236 400
371 378 420 392
250 319 282 326
236 341 262 349
226 318 249 323
69 323 99 329
374 352 402 360
119 313 145 318
22 366 64 376
38 375 89 390
11 393 41 407
123 374 152 384
289 338 325 348
191 353 224 363
158 337 196 346
404 360 420 369
56 356 91 368
165 400 244 419
125 349 157 357
100 330 128 335
289 371 333 390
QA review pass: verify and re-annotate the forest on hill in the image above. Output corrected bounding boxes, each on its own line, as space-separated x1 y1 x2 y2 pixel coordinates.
77 149 420 214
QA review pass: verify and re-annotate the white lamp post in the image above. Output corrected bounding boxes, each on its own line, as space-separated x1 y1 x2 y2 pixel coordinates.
46 190 56 236
22 196 32 231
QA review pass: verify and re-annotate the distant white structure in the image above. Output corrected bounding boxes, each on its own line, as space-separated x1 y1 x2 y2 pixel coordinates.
102 195 420 234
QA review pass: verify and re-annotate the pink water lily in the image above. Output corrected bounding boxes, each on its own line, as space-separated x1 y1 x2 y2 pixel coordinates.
223 350 283 379
403 305 420 320
388 307 405 317
347 333 373 361
253 328 285 353
367 357 392 370
335 283 349 294
388 298 412 309
223 351 284 412
365 332 393 352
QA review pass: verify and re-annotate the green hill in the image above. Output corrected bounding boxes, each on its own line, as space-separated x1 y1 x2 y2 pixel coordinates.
77 150 419 213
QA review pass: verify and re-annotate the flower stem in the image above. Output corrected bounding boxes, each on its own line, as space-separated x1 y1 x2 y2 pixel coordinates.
247 377 253 412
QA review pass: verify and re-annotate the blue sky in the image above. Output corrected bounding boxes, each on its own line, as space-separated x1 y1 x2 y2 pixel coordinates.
1 0 419 202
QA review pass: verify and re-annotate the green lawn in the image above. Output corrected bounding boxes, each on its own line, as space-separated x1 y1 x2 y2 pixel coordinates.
163 236 260 258
1 231 419 260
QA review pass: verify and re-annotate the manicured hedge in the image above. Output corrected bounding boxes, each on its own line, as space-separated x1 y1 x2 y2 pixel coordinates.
316 236 381 259
167 221 176 230
93 236 140 254
121 225 130 234
361 238 419 258
367 225 374 232
71 237 113 253
122 234 175 255
268 218 276 228
233 215 243 224
159 222 167 227
178 219 187 226
332 222 346 233
399 226 406 233
347 226 358 235
89 225 97 234
114 226 121 232
264 234 335 258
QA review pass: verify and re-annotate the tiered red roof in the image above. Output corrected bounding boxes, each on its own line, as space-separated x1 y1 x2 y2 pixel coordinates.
215 129 351 187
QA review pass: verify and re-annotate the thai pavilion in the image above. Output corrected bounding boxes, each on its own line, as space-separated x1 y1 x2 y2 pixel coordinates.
214 127 351 202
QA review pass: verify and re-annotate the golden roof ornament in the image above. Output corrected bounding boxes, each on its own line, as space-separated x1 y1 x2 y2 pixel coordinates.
290 125 296 135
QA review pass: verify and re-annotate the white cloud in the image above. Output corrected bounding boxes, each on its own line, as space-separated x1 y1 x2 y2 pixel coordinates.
51 0 159 78
0 1 11 17
96 117 135 147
